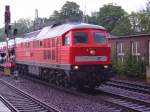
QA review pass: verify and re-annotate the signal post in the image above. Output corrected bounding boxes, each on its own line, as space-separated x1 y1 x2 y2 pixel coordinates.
4 5 11 75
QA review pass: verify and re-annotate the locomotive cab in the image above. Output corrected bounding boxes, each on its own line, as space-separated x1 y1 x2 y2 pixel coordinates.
62 28 111 88
62 29 111 66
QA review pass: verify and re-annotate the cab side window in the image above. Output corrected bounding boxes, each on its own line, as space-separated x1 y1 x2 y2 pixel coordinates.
63 36 70 46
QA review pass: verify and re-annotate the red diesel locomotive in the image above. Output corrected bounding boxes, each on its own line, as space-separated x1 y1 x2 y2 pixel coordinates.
2 22 112 88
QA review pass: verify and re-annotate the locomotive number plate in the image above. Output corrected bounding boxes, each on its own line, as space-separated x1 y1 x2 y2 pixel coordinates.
75 56 107 62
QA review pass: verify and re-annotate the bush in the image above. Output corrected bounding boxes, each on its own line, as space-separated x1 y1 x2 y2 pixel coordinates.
124 56 146 79
112 61 125 75
112 56 146 79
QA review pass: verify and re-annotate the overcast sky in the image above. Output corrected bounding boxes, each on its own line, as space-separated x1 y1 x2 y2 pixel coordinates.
0 0 148 27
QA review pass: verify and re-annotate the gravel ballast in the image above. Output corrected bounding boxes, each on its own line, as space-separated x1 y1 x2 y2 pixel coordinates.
0 74 116 112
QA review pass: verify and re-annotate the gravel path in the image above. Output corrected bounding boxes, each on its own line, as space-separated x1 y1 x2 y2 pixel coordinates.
0 74 116 112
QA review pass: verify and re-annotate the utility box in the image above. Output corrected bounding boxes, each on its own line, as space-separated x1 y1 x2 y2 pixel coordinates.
146 66 150 83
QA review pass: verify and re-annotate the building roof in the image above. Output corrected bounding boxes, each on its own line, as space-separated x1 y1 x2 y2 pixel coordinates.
109 33 150 40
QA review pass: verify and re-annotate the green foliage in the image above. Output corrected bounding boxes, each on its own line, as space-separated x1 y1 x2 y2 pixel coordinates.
146 0 150 14
128 1 150 34
50 10 61 22
0 18 33 41
112 56 146 79
111 15 132 36
124 56 146 79
14 18 33 35
87 12 99 24
98 3 126 32
58 1 83 22
0 28 5 42
112 61 125 75
129 12 150 34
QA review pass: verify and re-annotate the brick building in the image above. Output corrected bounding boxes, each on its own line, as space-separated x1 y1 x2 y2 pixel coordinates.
108 34 150 65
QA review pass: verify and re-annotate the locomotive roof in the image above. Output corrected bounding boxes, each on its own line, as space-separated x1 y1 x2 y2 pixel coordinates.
0 38 24 48
19 22 106 43
24 30 41 38
36 22 106 40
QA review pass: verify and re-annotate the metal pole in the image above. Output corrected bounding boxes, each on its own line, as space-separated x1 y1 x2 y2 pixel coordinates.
13 35 16 63
13 29 18 79
13 28 17 64
13 36 18 79
4 34 9 63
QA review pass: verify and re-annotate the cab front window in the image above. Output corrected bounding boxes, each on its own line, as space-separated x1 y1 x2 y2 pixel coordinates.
93 32 106 44
74 32 88 44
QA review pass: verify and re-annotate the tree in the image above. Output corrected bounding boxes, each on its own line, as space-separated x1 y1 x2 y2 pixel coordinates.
111 15 132 36
13 18 33 35
98 3 126 32
59 1 83 22
33 17 50 30
144 0 150 32
87 12 99 24
50 10 60 21
0 28 5 42
129 12 150 34
146 0 150 14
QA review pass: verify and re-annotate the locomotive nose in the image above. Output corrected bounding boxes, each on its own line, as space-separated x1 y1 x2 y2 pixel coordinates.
72 46 110 63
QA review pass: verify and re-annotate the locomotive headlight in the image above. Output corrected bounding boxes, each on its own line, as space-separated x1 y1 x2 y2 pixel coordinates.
74 65 79 70
104 65 108 69
90 50 96 55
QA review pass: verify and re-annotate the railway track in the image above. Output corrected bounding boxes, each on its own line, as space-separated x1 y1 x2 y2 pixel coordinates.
0 79 60 112
0 95 18 112
97 78 150 112
1 72 150 112
21 75 148 112
99 84 150 112
106 79 150 95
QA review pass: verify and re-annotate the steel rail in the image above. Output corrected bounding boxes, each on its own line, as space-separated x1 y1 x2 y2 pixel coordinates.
0 95 19 112
0 79 60 112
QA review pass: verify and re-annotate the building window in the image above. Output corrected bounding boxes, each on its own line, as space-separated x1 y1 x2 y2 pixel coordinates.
117 42 124 63
131 41 140 60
